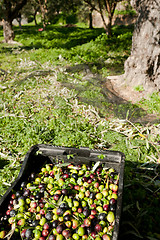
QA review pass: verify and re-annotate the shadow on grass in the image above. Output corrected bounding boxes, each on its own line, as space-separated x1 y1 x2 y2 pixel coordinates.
60 63 150 122
119 161 160 240
0 24 132 53
0 26 105 57
0 160 10 169
12 25 105 50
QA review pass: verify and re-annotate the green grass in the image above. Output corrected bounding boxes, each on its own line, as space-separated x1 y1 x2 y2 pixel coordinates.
0 23 160 240
139 92 160 114
114 9 137 16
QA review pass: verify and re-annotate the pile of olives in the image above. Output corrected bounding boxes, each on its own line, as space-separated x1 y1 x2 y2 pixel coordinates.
0 160 119 240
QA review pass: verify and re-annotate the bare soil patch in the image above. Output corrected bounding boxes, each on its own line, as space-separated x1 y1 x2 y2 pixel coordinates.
106 75 160 123
106 75 146 103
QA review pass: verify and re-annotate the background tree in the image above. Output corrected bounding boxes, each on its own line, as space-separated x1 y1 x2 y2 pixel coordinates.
83 0 106 29
1 0 28 43
22 0 82 27
47 0 81 25
38 0 47 29
102 0 121 36
21 0 40 25
79 0 97 28
22 0 49 27
123 0 160 94
46 0 62 16
83 0 122 36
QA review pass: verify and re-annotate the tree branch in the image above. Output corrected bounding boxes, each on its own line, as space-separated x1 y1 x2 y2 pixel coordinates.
10 0 28 21
3 0 12 21
97 0 108 29
83 0 99 13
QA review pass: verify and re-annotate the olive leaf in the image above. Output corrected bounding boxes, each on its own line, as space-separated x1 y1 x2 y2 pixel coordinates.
92 161 100 172
55 162 70 167
67 154 74 159
44 197 57 208
55 170 60 181
56 195 64 206
27 186 37 191
5 223 16 240
106 178 109 190
98 154 105 159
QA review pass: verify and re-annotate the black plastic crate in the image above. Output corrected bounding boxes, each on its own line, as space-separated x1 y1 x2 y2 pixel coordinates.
0 144 125 240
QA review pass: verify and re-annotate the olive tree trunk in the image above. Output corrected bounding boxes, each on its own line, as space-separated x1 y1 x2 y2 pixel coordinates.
38 0 47 30
2 19 15 43
2 0 27 43
124 0 160 94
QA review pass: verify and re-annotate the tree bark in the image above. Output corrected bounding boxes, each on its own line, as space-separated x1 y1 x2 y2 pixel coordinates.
2 0 27 43
17 14 22 29
104 0 117 37
107 15 112 37
2 19 15 43
97 0 108 30
124 0 160 94
38 0 47 30
89 8 93 29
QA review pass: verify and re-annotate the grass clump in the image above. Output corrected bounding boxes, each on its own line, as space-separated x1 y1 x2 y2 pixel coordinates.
139 92 160 114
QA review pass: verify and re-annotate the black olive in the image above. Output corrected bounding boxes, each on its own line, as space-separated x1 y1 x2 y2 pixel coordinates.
110 172 115 178
89 192 95 199
63 214 71 221
72 173 78 180
56 207 65 216
15 191 22 198
45 212 53 221
98 213 107 221
47 207 53 211
31 220 39 227
25 229 32 239
110 204 116 211
60 202 68 209
83 208 90 217
27 218 32 224
63 169 69 174
35 193 42 200
91 218 98 226
9 210 16 217
52 220 59 228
